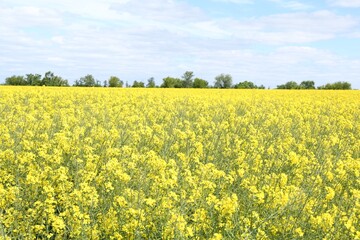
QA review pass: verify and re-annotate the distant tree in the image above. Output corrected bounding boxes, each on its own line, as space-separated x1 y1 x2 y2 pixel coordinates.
5 75 27 85
318 81 352 90
181 71 194 88
25 74 42 86
108 76 123 87
317 84 327 89
103 80 108 87
299 80 315 89
74 74 96 87
336 81 351 89
277 81 299 89
234 81 267 89
161 77 182 88
146 77 156 88
193 78 209 88
214 74 232 88
42 71 55 85
288 81 299 89
132 81 145 88
234 81 257 89
95 80 102 87
5 72 68 86
276 84 285 89
84 74 96 87
42 71 69 86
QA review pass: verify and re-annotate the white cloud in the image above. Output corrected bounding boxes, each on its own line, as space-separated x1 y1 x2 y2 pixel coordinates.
282 1 312 10
184 45 360 88
217 10 358 44
274 46 338 65
347 31 360 37
51 36 64 45
268 0 313 10
110 0 206 23
212 0 254 4
329 0 360 7
0 6 62 27
257 10 356 33
0 0 360 88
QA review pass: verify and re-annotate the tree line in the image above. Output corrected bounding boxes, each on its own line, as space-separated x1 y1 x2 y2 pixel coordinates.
277 80 352 90
4 72 69 86
2 71 352 90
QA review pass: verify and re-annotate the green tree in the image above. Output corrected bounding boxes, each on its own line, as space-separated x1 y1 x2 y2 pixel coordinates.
75 74 96 87
42 71 55 85
146 77 156 88
277 81 299 89
132 81 145 88
214 74 232 88
318 81 351 90
95 80 102 87
336 81 351 89
42 71 68 86
25 74 42 86
108 76 123 87
181 71 194 88
299 80 315 89
193 78 208 88
234 81 257 89
5 75 27 85
161 77 182 88
83 74 96 87
74 80 81 86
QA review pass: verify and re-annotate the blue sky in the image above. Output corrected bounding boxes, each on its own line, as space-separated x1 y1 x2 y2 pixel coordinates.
1 0 360 88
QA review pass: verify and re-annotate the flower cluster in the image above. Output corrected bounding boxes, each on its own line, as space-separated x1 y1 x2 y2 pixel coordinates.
0 87 359 239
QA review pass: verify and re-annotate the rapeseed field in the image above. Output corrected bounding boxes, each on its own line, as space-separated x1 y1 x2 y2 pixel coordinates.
0 87 359 239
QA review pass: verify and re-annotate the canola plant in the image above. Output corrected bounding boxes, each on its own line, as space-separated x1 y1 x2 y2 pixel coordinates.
0 87 359 239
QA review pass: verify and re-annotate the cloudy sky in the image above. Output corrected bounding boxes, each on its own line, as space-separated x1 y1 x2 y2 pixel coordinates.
1 0 360 88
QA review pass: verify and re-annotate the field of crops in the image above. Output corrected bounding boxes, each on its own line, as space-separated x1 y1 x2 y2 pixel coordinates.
0 87 359 239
